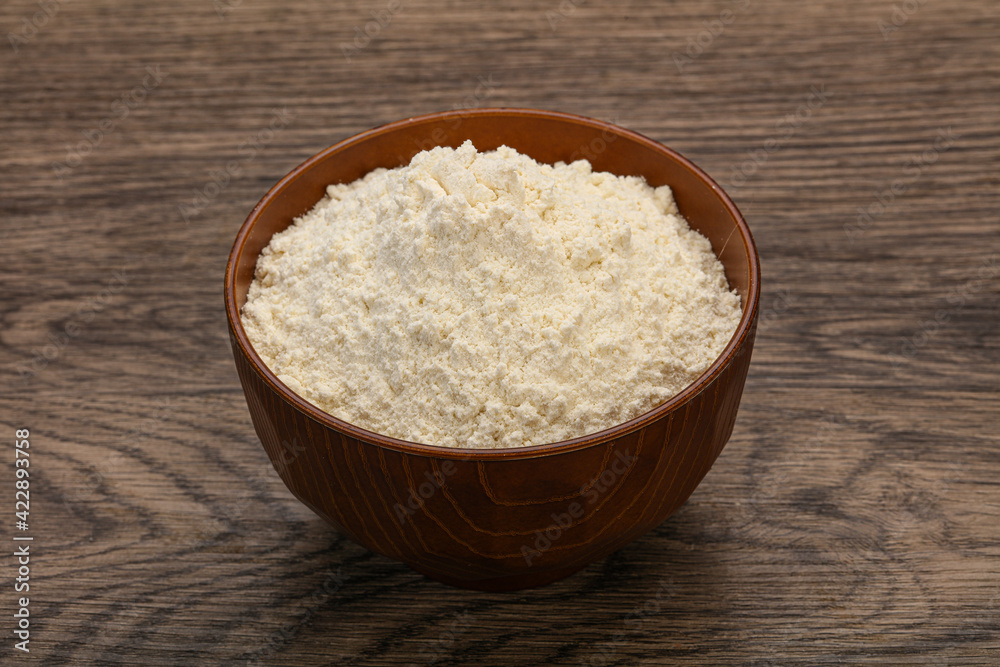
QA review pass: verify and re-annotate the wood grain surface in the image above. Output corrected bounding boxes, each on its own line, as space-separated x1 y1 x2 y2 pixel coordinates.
1 0 998 664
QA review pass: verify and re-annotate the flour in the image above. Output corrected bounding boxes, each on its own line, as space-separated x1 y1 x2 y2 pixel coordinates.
241 141 741 449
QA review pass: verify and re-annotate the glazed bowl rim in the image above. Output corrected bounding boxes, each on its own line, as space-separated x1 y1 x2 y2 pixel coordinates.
224 107 761 461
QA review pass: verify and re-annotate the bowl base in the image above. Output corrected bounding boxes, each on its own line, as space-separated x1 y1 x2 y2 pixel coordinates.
411 563 586 592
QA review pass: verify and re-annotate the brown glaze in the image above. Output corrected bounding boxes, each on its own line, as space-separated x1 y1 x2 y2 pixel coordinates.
224 109 761 591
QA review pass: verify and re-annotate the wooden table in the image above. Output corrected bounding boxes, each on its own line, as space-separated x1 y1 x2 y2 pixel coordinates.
2 0 997 663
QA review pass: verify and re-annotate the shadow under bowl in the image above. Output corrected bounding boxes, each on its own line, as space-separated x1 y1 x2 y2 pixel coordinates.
224 108 761 591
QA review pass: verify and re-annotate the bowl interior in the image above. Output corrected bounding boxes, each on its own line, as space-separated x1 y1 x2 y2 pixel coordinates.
226 108 759 456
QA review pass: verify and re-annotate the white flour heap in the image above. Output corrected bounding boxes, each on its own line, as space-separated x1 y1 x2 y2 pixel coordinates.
242 141 741 449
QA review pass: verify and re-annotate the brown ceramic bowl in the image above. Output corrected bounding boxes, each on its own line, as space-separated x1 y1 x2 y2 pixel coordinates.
225 108 760 591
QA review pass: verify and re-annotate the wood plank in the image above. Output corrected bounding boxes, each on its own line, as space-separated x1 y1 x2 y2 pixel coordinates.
1 0 997 663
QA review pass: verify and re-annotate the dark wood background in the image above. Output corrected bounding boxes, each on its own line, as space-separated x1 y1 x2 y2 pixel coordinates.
2 0 998 664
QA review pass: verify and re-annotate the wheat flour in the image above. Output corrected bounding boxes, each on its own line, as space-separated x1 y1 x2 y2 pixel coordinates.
241 140 741 448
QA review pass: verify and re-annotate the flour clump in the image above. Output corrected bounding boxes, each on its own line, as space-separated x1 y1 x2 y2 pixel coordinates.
241 141 741 449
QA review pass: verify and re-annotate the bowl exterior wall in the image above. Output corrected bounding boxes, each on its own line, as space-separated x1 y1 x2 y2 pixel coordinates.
229 315 755 590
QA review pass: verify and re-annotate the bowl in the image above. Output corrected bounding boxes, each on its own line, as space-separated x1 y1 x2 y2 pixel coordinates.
225 108 760 591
